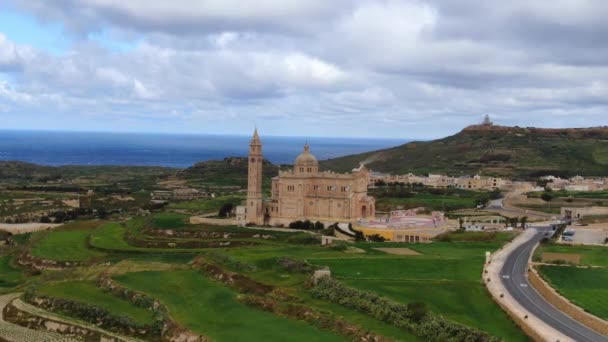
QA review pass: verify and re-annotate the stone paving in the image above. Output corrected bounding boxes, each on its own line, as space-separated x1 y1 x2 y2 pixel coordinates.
0 293 74 342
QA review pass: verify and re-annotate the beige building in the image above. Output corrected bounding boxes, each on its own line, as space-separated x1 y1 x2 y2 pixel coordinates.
243 130 375 226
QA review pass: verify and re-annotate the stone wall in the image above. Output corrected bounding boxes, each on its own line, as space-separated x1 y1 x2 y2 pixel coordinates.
189 216 237 226
528 266 608 336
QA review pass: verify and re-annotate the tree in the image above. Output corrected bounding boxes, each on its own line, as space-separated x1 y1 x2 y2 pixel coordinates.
314 221 324 230
520 216 528 229
218 203 234 217
263 212 271 226
510 217 519 228
458 217 465 230
540 192 553 202
367 234 386 242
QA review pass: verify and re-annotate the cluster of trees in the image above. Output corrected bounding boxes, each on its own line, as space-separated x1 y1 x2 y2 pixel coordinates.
288 220 325 230
311 277 499 342
218 203 234 217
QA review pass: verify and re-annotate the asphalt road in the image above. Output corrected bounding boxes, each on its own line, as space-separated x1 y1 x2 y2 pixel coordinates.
501 228 608 342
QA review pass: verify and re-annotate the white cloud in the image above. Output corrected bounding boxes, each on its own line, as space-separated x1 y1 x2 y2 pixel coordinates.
2 0 608 138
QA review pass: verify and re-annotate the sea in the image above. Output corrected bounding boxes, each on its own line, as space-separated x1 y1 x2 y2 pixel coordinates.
0 130 406 168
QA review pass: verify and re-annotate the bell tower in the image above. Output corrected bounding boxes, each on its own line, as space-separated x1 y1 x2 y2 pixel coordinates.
246 128 263 224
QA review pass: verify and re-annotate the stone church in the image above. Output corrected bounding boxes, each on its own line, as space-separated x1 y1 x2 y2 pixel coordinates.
243 129 375 226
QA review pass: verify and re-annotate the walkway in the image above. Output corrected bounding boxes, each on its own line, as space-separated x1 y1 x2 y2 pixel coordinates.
0 293 74 342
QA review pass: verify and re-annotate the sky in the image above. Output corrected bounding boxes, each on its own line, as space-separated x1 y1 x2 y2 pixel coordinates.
0 1 607 139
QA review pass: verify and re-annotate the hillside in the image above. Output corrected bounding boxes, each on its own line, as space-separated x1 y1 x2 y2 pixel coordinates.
320 125 608 178
0 161 174 184
179 157 280 187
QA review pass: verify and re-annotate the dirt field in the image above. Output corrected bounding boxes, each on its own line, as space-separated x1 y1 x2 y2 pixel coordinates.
0 223 62 234
542 252 581 264
374 247 422 255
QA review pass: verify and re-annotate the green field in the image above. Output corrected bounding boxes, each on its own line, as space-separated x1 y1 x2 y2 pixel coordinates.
538 266 608 320
371 188 492 212
0 256 24 289
4 211 532 341
31 226 104 262
308 240 527 341
37 281 155 325
115 270 345 342
151 212 189 229
168 196 245 213
89 222 134 251
534 244 608 267
347 279 526 341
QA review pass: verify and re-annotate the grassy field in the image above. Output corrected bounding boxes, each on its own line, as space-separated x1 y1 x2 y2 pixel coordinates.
31 225 105 262
168 196 245 213
371 188 491 212
538 266 608 320
0 256 24 290
4 210 532 341
115 270 346 342
37 281 155 324
534 243 608 267
528 190 608 200
217 238 527 342
151 212 189 229
89 222 134 251
308 240 527 341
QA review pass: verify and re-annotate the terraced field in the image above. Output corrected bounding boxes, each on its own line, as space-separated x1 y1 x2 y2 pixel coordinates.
1 215 529 342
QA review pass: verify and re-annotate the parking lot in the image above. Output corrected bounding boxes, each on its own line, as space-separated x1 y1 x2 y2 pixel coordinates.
561 228 607 245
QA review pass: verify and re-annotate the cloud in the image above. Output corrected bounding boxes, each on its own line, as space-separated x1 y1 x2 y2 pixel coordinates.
1 0 608 138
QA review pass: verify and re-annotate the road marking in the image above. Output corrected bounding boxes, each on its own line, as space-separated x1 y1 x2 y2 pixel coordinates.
502 275 510 279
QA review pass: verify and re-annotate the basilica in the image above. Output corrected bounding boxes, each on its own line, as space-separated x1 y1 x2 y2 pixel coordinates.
243 129 375 226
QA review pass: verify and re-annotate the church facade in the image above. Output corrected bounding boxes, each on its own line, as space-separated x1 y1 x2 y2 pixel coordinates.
243 129 375 226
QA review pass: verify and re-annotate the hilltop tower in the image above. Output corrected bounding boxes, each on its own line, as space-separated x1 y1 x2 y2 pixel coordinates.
482 114 493 126
246 128 263 224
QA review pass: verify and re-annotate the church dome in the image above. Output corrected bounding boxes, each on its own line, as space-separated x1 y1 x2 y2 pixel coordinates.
295 143 318 166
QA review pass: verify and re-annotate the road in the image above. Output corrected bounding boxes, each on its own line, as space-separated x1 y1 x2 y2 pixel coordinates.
485 197 552 220
501 228 608 342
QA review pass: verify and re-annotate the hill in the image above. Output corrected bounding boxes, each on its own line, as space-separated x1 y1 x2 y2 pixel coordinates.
320 125 608 178
179 157 280 187
0 161 174 184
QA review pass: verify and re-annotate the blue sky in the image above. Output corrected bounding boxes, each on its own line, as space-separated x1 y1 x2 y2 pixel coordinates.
0 1 607 139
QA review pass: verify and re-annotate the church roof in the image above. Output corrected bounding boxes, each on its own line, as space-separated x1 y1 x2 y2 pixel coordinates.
295 143 318 166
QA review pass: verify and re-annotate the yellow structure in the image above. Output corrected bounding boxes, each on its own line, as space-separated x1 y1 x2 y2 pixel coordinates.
243 130 375 226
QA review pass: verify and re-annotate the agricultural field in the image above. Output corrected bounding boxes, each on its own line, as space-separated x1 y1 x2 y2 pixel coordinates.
37 281 155 325
167 195 245 213
538 266 608 320
370 187 495 212
0 256 24 290
533 243 608 267
0 213 529 341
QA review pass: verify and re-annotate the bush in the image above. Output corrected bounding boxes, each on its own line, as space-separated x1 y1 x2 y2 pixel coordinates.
367 234 386 242
286 234 321 245
277 257 315 273
311 278 498 342
314 221 324 230
288 220 316 230
218 203 234 217
541 192 553 202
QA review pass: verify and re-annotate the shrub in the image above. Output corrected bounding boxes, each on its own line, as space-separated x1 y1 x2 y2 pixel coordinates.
286 234 321 245
288 220 316 230
311 277 499 342
277 257 315 273
367 234 386 242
